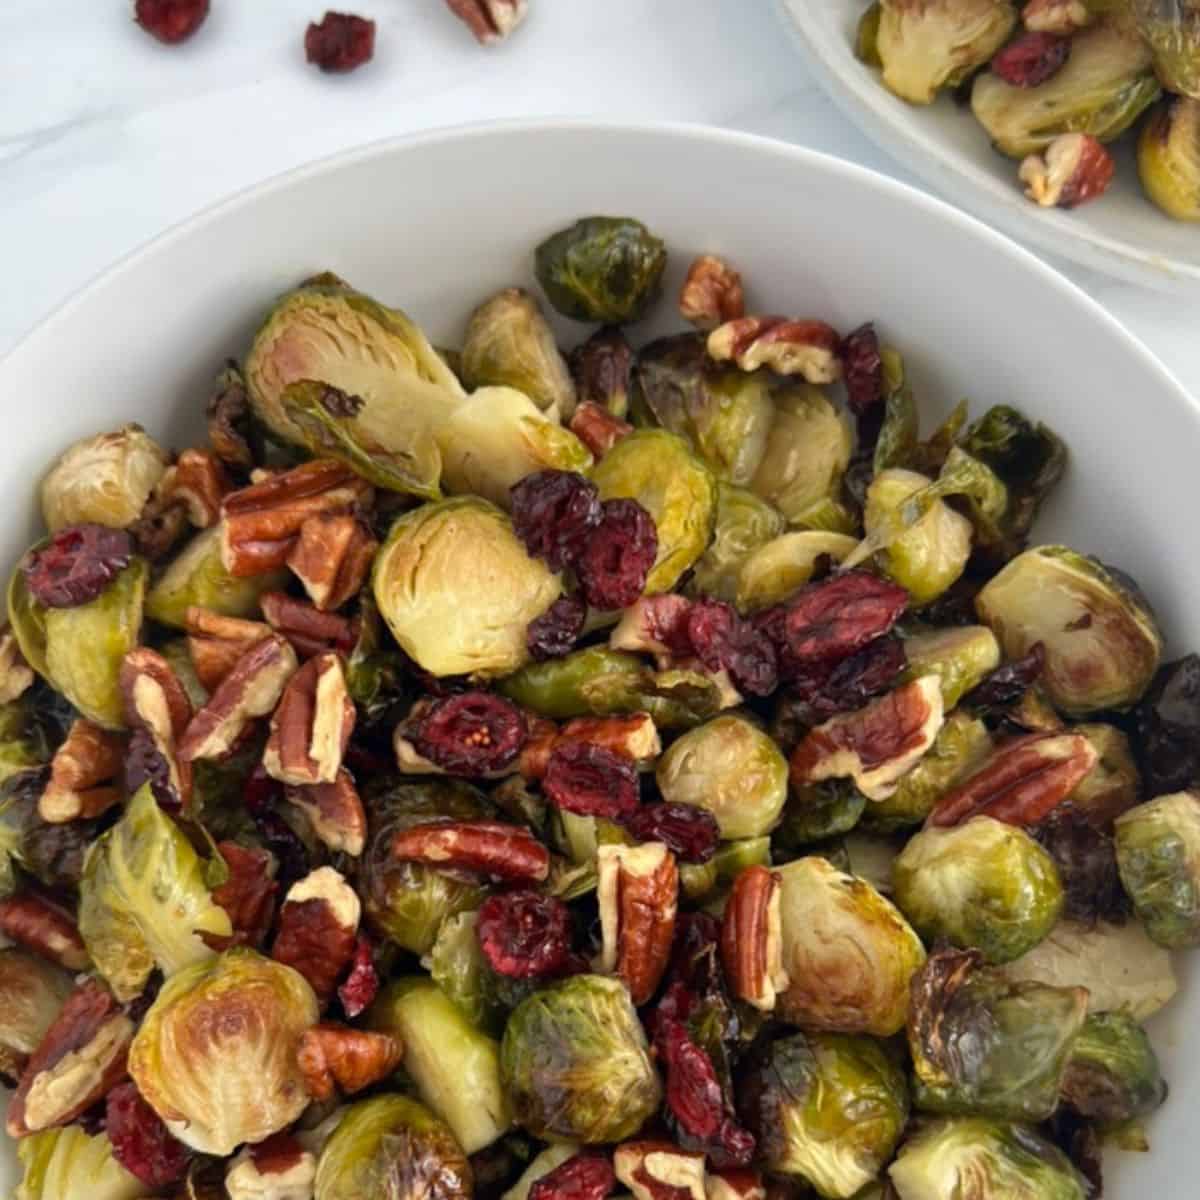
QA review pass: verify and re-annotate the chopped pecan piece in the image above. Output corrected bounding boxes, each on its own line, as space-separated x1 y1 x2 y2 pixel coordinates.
263 653 355 786
287 769 366 857
287 514 377 612
260 591 358 658
120 647 193 810
1019 133 1114 209
614 1140 706 1200
720 866 788 1012
679 255 745 330
0 893 89 971
390 820 550 883
225 1134 316 1200
159 449 232 529
1023 0 1091 34
707 317 843 384
519 712 661 779
444 0 528 44
185 606 273 691
296 1023 402 1101
211 841 277 948
39 719 124 824
271 867 360 1007
569 400 633 459
0 630 33 704
706 1170 764 1200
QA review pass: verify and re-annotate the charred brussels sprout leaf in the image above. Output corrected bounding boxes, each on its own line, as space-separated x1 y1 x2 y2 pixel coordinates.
15 1124 155 1200
1061 1011 1166 1126
534 217 667 323
1130 0 1200 99
734 531 859 614
346 593 408 727
687 483 787 604
500 973 662 1143
1138 95 1200 222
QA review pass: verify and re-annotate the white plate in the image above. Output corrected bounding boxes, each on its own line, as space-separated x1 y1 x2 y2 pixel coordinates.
1 120 1197 1194
777 0 1200 291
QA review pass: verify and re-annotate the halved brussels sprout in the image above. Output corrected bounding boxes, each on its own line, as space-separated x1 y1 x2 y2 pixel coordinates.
0 949 73 1084
372 496 561 678
434 386 592 507
426 910 505 1031
314 1094 472 1200
40 425 168 533
1067 722 1140 826
498 647 647 719
976 546 1163 715
681 834 773 901
129 947 319 1154
591 429 717 594
776 855 926 1036
500 973 662 1143
79 785 232 1000
657 715 788 838
779 780 867 847
15 1124 154 1200
461 287 577 417
743 1032 908 1200
734 531 859 614
1130 0 1200 99
972 18 1160 157
1115 790 1200 948
888 1117 1087 1200
534 216 667 323
1138 95 1200 221
902 626 1001 709
749 386 853 524
687 483 787 603
894 815 1064 964
1061 1011 1166 1125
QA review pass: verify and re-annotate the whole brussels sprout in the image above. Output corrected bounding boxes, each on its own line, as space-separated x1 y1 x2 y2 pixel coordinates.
461 287 577 417
687 483 786 603
888 1117 1088 1200
778 780 867 847
15 1124 154 1200
776 855 926 1036
976 546 1163 715
0 948 73 1084
591 429 717 594
656 715 788 838
129 947 319 1155
1065 722 1140 826
372 496 561 678
1138 95 1200 221
972 18 1160 157
908 948 1087 1121
893 815 1064 964
534 216 667 323
1130 0 1200 99
876 0 1017 104
40 425 168 533
314 1094 472 1200
734 531 859 614
1115 790 1200 947
902 625 1001 710
500 973 662 1143
1061 1011 1166 1125
741 1032 908 1200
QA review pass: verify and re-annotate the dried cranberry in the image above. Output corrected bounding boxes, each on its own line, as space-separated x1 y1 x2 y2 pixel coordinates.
528 595 588 661
780 634 907 727
686 598 778 697
1033 806 1128 926
23 525 132 608
543 742 639 819
1136 654 1200 794
304 12 376 72
965 642 1046 712
134 0 209 44
338 935 380 1017
242 762 284 815
106 1081 190 1188
576 498 658 611
124 728 179 812
841 322 883 416
623 802 720 864
413 691 527 776
251 811 310 893
529 1154 616 1200
510 470 603 571
991 31 1070 88
477 889 571 978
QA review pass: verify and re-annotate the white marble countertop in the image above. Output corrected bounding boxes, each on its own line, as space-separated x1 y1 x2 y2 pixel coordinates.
2 0 1196 395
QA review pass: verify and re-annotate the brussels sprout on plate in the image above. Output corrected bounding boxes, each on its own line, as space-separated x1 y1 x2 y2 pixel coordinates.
734 531 859 614
1061 1010 1166 1126
1138 95 1200 221
15 1123 155 1200
687 483 787 604
1130 0 1200 99
901 625 1001 710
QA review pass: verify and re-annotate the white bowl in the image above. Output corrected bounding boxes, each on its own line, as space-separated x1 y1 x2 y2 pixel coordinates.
1 120 1196 1193
777 0 1200 292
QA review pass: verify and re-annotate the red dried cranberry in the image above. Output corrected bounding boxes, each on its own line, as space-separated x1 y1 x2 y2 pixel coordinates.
124 728 179 812
576 498 658 612
242 762 284 815
134 0 209 44
543 742 640 819
251 811 310 893
623 802 720 864
106 1081 190 1188
992 31 1070 88
511 470 602 571
686 598 778 697
965 642 1046 712
781 634 907 725
210 841 277 948
338 935 380 1017
305 12 376 72
528 595 588 661
477 889 571 978
841 322 883 416
413 691 527 776
23 525 132 608
529 1154 616 1200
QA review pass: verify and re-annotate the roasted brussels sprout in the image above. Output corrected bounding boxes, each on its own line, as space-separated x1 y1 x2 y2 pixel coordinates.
0 700 51 788
902 625 1001 709
742 1032 908 1199
1066 722 1140 826
856 2 883 67
972 18 1160 157
129 947 319 1154
1061 1011 1166 1125
461 287 577 417
79 785 233 1000
372 496 561 678
1138 95 1200 221
314 1093 472 1200
500 973 662 1143
1115 790 1200 947
775 855 926 1036
734 531 859 614
876 0 1018 104
591 429 717 594
15 1124 155 1200
0 948 73 1084
888 1117 1088 1199
426 910 505 1031
907 948 1087 1120
656 715 788 838
687 483 787 603
779 780 867 847
894 815 1064 964
498 647 647 719
534 216 667 323
976 546 1163 715
1131 0 1200 98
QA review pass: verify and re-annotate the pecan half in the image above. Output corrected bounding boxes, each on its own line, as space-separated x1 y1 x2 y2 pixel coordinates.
706 1170 764 1200
6 977 133 1137
596 842 678 1006
185 606 273 691
707 317 843 384
790 676 945 801
261 591 357 658
614 1141 706 1200
287 514 377 612
271 867 360 1007
569 400 633 459
389 820 550 883
296 1023 402 1102
1019 133 1114 209
211 841 277 948
519 712 661 779
178 635 299 762
444 0 528 44
159 449 232 529
120 647 193 810
679 255 745 330
0 893 88 971
287 769 366 857
225 1134 317 1200
720 866 788 1012
0 629 33 704
38 719 124 824
263 653 355 786
929 731 1099 828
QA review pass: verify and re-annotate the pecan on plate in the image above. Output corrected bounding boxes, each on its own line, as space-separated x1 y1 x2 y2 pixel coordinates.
225 1134 316 1200
263 653 355 786
38 718 124 824
271 867 360 1007
444 0 528 45
679 255 745 330
389 820 550 883
287 769 367 857
707 317 843 384
261 591 358 659
6 977 133 1137
614 1140 706 1200
120 647 194 810
720 866 788 1013
158 448 232 530
596 842 678 1006
569 401 633 459
296 1023 402 1102
0 629 33 704
0 893 88 971
287 513 377 612
706 1170 765 1200
184 606 273 691
1019 133 1114 209
519 712 661 779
